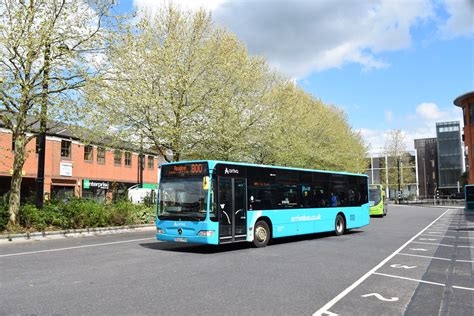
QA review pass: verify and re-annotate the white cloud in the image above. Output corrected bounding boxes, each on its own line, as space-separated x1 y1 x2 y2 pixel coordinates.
362 102 463 154
133 0 437 78
133 0 472 78
385 110 394 123
415 102 446 120
133 0 224 14
438 0 474 38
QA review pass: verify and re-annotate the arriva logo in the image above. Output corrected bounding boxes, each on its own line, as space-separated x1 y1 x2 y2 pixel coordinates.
224 168 239 175
173 222 186 227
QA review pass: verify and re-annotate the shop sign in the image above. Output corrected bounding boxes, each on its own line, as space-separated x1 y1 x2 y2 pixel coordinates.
83 179 109 190
60 162 73 177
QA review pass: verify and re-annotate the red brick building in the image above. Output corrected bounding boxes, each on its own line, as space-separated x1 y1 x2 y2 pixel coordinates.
454 91 474 184
0 126 162 201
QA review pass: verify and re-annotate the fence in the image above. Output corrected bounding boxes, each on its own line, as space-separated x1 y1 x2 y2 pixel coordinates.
398 198 464 207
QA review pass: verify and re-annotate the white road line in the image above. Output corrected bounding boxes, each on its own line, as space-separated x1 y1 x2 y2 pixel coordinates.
453 286 474 291
313 208 453 316
373 272 445 287
421 234 474 240
0 237 155 258
411 241 454 247
397 253 451 262
456 259 474 263
422 234 456 239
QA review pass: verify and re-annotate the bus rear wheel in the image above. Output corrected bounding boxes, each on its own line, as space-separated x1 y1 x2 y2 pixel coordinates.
335 214 345 236
253 221 270 248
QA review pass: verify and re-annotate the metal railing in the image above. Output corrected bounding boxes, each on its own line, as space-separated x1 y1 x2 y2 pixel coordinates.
395 198 464 207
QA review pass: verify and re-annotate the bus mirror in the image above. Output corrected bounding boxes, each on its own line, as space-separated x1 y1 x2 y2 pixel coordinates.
382 191 385 197
202 176 210 190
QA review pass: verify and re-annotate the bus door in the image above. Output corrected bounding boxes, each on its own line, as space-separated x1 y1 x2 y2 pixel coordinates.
218 177 247 243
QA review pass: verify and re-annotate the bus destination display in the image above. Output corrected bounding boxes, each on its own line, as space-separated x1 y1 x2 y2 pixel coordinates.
162 163 208 177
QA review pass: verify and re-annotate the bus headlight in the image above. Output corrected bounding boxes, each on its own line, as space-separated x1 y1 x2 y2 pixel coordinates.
197 230 215 237
157 228 165 234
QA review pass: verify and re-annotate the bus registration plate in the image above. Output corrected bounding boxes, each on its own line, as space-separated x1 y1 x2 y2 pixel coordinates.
175 237 187 243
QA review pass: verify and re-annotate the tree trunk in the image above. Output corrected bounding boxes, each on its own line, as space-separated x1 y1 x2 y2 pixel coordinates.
7 134 27 229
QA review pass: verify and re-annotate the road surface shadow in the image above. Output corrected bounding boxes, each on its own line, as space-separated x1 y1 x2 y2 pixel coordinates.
139 230 362 254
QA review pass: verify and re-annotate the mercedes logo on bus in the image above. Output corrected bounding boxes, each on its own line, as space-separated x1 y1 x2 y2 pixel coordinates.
178 228 183 235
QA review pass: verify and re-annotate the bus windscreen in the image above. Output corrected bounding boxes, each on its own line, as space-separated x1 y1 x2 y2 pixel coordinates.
369 188 382 206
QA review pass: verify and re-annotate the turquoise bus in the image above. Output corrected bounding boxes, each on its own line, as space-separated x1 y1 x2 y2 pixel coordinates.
465 185 474 211
156 161 370 247
369 184 387 216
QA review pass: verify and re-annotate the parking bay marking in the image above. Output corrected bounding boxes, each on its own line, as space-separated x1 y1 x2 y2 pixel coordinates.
373 273 446 287
409 248 428 252
411 241 454 248
390 264 417 269
422 234 474 240
398 253 451 262
313 208 453 316
361 293 399 302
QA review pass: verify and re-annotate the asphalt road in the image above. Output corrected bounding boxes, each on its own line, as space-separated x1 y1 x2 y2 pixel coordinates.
1 205 472 315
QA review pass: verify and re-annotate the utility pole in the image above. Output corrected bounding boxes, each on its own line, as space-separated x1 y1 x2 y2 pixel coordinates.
397 156 401 204
139 135 144 188
36 42 50 209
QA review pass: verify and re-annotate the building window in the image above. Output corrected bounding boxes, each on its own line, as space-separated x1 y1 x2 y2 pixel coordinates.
84 145 93 161
147 155 154 169
125 152 132 166
61 140 71 158
114 150 122 165
97 147 105 164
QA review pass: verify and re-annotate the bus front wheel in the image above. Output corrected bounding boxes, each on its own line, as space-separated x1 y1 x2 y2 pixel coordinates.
335 214 346 236
253 221 270 248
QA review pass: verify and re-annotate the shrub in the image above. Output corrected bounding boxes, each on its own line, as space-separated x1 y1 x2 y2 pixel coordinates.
2 197 156 232
0 198 9 232
107 199 132 226
61 198 108 229
19 204 46 230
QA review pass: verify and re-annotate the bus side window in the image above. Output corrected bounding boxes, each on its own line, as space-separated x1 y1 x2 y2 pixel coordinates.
300 185 313 208
313 185 328 208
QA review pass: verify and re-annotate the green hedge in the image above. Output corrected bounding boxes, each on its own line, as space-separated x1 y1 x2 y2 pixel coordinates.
1 198 155 233
0 198 8 232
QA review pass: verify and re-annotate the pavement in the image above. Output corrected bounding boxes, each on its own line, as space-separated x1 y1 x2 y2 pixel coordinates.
0 224 155 243
0 205 472 315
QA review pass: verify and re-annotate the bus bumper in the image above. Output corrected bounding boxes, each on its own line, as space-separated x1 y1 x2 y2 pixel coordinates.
156 220 219 245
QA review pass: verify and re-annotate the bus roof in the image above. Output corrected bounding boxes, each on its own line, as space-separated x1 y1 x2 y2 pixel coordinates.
160 160 368 178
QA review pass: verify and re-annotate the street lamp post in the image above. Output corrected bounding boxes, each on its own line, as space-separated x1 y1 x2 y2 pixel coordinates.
35 42 50 209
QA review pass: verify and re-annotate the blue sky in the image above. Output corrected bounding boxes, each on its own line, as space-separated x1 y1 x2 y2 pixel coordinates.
115 0 473 153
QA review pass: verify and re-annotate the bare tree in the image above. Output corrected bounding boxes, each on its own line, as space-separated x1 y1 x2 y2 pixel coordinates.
0 0 114 228
384 129 413 203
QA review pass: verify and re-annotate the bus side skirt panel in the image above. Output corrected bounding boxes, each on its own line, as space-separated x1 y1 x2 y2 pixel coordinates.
247 206 370 240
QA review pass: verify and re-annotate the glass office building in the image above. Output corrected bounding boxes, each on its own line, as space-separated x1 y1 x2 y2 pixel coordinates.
414 138 438 198
436 121 463 193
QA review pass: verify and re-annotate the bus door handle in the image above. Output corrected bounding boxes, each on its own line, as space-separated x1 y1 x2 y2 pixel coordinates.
235 209 247 219
222 211 231 224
